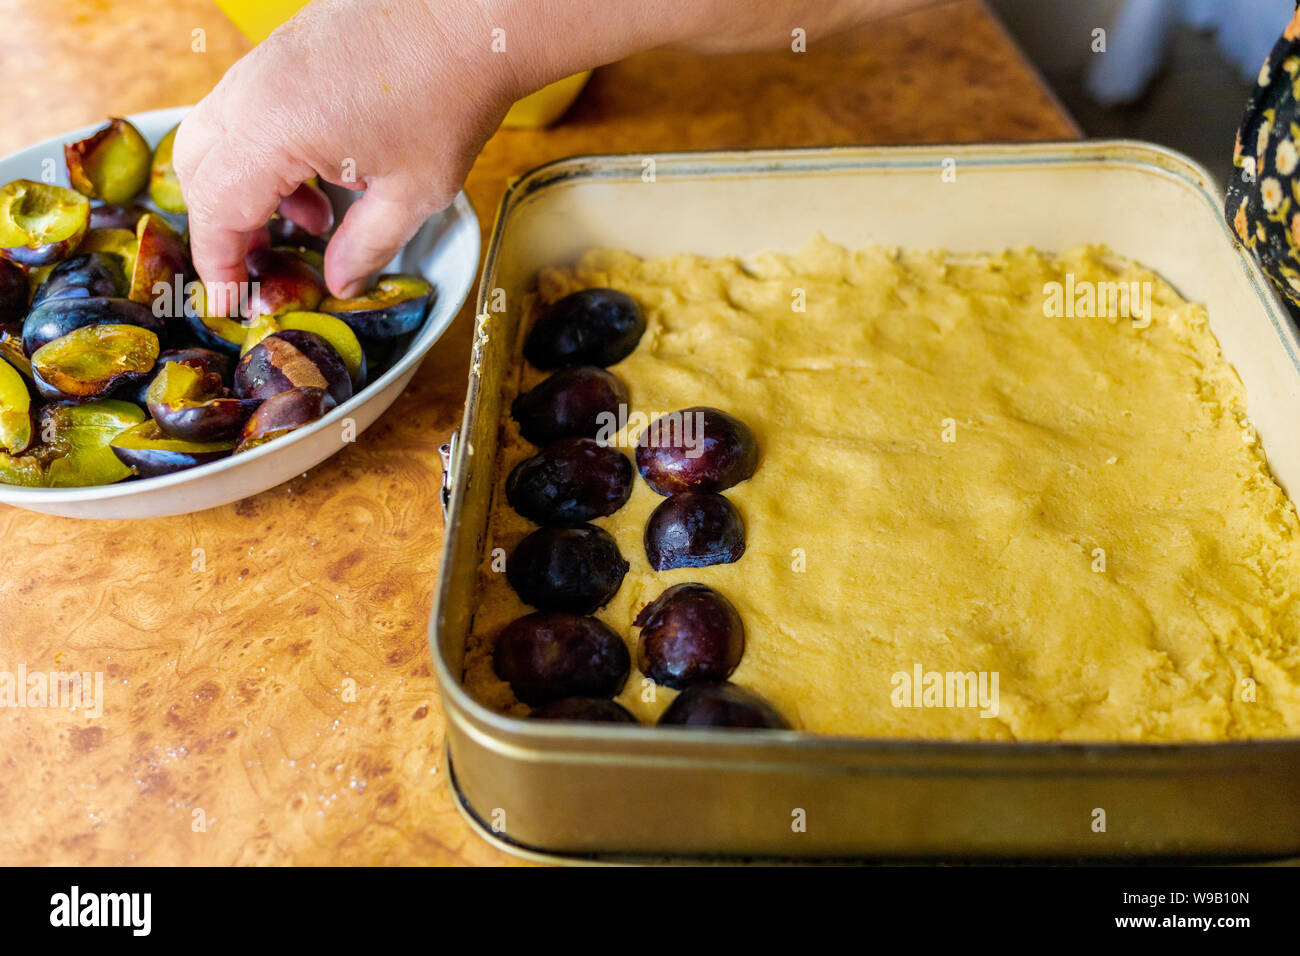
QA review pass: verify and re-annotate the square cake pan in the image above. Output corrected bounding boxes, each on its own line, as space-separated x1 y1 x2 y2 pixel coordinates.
430 142 1300 862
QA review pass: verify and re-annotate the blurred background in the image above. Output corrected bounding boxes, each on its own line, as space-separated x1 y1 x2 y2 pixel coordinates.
991 0 1295 184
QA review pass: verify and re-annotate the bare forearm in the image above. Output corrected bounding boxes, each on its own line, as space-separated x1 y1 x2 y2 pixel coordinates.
178 0 946 297
482 0 948 97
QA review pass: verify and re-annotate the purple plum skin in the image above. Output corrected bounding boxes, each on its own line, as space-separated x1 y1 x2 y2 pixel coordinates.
522 288 645 369
635 583 745 690
658 682 790 730
644 490 745 570
510 365 628 446
506 524 628 614
635 406 758 496
493 612 630 706
529 698 638 723
506 437 633 526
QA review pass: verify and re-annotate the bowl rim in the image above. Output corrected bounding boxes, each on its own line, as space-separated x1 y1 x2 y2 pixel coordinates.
0 105 478 504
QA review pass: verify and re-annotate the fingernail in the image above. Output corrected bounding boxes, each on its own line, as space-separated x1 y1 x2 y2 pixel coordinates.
202 281 230 317
200 281 218 316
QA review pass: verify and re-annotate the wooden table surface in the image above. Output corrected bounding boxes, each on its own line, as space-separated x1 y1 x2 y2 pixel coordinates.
0 0 1076 865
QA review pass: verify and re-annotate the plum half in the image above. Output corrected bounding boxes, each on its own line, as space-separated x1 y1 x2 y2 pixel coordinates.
492 612 631 706
42 400 146 486
0 180 91 267
523 288 645 369
0 399 147 487
146 360 259 443
657 682 790 730
241 311 366 388
234 385 336 454
0 355 33 455
126 346 231 405
636 406 758 495
530 698 638 723
234 329 352 404
31 323 159 404
110 420 233 477
506 524 629 614
147 123 186 213
245 247 325 318
505 437 633 525
635 583 745 689
644 490 746 570
31 252 129 306
65 118 151 205
23 295 163 355
127 213 190 311
510 365 628 446
319 274 433 339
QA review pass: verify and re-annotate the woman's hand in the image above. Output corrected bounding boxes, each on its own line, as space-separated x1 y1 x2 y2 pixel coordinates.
175 0 935 312
173 0 521 309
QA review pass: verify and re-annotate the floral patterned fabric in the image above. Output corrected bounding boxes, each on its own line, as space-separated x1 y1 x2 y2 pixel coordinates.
1227 4 1300 307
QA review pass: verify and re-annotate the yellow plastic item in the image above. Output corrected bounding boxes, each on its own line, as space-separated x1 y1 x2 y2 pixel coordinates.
215 0 589 128
215 0 306 45
501 71 591 128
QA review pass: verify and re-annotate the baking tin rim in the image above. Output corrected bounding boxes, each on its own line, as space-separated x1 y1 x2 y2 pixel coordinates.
431 138 1300 761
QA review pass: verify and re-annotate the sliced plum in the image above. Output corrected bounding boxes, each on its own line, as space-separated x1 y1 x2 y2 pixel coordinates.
636 406 758 495
23 295 163 356
319 274 433 339
234 385 336 454
147 123 186 213
506 524 628 614
505 437 633 525
31 323 159 404
510 365 628 446
65 118 151 204
657 682 790 730
234 329 351 405
635 583 745 689
493 612 630 706
644 490 746 570
0 180 90 267
146 360 259 443
110 419 233 477
523 288 644 369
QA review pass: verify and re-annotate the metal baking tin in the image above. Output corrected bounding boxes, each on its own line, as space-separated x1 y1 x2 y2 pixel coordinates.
430 142 1300 862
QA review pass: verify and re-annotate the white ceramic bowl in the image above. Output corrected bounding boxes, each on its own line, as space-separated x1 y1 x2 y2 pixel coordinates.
0 106 479 519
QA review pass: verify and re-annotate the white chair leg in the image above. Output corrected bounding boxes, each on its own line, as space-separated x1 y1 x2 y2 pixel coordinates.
1085 0 1179 106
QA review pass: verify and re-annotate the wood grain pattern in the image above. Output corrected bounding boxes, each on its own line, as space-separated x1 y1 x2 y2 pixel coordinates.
0 0 1075 865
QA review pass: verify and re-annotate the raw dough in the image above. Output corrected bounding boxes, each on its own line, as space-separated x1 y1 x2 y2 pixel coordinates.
463 238 1300 741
